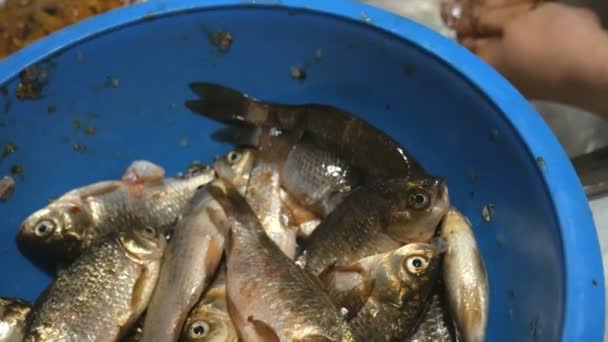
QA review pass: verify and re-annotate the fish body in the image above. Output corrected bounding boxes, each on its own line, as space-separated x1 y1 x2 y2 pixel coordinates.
141 187 228 342
24 225 166 342
407 293 457 342
302 178 449 276
280 140 361 217
243 136 298 258
320 243 440 341
186 82 427 181
441 209 488 342
208 181 356 341
180 269 238 342
17 162 214 261
0 297 31 342
214 147 321 253
214 127 360 219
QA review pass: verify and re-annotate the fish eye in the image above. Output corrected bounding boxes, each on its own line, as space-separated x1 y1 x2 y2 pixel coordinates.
227 151 242 164
408 190 430 210
404 255 430 275
142 226 157 238
34 219 55 237
190 320 210 338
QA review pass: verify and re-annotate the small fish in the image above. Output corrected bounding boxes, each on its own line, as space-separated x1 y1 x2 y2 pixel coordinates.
241 136 298 258
213 147 322 254
141 187 228 342
319 243 440 341
407 293 457 342
0 175 15 202
212 148 256 194
213 127 361 218
208 181 356 341
24 225 166 341
186 82 427 182
441 209 489 342
179 269 238 342
17 160 215 262
301 177 450 276
0 297 31 342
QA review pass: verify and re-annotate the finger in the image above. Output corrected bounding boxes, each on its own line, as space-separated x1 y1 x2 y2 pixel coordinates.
459 37 504 68
470 2 535 35
481 0 536 8
575 7 601 24
459 37 478 52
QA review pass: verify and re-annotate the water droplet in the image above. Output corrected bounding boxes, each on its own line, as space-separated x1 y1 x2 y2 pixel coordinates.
340 307 349 318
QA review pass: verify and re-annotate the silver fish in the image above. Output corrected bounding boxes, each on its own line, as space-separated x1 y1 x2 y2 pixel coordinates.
25 225 166 341
141 187 228 342
319 243 440 341
179 269 238 342
441 208 488 342
0 297 31 342
17 160 214 261
208 181 356 341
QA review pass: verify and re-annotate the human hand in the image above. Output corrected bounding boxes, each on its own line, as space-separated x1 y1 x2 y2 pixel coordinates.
457 3 608 104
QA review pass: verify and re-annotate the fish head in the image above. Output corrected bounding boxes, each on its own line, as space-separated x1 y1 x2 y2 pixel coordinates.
17 200 93 260
0 298 30 323
0 298 31 341
213 148 256 192
386 177 450 242
376 242 440 308
181 299 237 341
119 225 166 262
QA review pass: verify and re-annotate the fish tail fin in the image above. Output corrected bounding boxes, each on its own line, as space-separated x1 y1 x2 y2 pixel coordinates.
186 82 255 125
212 126 261 147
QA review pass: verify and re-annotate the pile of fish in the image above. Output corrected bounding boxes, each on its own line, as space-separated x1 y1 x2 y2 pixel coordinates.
1 82 489 342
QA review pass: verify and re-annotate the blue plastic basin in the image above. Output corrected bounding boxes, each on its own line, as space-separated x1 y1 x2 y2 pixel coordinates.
0 0 603 340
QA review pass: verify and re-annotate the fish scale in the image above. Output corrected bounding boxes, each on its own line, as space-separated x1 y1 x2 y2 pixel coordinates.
24 227 165 342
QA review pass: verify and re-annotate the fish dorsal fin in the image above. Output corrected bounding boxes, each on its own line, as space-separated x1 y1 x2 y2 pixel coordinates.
73 181 123 199
122 160 165 185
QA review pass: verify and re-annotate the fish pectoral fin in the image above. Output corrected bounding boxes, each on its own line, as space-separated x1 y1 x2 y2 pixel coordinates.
122 160 166 185
201 235 225 274
337 280 375 321
247 316 280 342
318 261 366 291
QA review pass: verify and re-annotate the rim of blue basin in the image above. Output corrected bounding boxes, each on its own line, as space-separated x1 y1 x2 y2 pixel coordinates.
0 0 604 339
